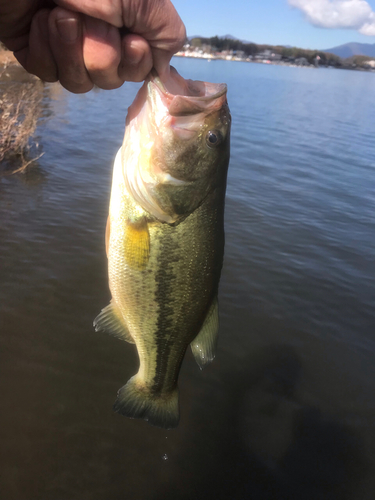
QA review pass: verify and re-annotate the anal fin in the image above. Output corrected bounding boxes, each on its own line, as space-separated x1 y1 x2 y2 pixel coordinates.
93 300 134 344
191 296 219 370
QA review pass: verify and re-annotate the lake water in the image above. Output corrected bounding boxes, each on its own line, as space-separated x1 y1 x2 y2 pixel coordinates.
1 58 374 499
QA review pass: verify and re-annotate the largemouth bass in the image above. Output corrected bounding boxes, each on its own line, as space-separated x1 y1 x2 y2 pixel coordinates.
94 67 231 429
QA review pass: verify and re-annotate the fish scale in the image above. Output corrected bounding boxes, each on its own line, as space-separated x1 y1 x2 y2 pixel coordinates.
94 67 231 428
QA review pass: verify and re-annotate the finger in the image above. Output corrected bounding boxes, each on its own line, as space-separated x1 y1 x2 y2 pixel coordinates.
119 34 153 83
48 7 93 93
1 34 29 53
146 3 187 80
55 0 187 75
152 48 173 82
54 0 123 27
82 16 123 90
25 9 58 82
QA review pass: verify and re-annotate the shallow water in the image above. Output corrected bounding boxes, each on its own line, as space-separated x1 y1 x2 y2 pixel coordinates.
1 58 374 499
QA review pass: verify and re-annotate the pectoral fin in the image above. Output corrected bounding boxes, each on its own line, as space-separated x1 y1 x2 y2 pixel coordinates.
191 297 219 370
93 300 135 344
124 218 150 271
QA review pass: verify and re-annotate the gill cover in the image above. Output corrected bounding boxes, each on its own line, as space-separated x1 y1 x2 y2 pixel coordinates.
121 67 231 223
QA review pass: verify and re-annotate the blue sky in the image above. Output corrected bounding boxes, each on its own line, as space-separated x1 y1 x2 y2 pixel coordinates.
172 0 375 50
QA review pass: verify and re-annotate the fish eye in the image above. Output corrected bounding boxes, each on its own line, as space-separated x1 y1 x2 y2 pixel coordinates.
206 130 222 148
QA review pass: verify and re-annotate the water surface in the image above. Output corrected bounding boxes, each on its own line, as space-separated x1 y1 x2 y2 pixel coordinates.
1 58 374 499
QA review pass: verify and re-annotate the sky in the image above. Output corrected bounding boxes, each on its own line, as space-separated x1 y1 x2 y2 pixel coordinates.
172 0 375 50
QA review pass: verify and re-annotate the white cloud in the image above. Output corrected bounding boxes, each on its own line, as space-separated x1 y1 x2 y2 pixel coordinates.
288 0 375 36
359 12 375 34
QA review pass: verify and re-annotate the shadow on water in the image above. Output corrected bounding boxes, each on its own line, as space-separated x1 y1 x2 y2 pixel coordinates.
156 343 368 500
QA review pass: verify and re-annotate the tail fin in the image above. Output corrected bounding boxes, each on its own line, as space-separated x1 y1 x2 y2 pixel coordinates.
113 376 179 429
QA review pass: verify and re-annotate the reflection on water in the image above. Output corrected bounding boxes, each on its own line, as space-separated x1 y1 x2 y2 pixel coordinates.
1 59 374 499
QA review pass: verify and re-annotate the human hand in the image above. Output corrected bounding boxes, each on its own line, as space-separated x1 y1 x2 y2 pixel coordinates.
0 0 186 93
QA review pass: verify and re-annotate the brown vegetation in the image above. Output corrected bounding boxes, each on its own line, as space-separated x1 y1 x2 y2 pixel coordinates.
0 59 44 174
0 46 17 66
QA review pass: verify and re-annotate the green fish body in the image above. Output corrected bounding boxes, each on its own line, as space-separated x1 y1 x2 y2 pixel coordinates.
94 68 231 428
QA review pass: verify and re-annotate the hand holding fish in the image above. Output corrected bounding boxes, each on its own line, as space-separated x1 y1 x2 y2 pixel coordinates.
0 0 186 92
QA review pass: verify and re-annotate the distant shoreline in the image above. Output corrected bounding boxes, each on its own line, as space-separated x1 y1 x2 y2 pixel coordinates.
174 52 315 69
174 52 375 73
1 46 373 76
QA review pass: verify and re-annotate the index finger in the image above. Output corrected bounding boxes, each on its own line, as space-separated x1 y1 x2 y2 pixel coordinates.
54 0 186 76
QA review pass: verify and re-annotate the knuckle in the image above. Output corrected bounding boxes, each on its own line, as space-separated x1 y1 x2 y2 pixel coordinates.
177 23 187 47
98 81 123 90
60 77 93 94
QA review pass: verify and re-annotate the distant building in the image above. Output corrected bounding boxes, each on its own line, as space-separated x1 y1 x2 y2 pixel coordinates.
255 50 282 62
363 60 375 69
295 57 309 66
231 50 246 60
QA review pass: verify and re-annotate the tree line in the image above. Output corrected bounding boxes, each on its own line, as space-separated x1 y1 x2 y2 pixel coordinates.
189 37 373 68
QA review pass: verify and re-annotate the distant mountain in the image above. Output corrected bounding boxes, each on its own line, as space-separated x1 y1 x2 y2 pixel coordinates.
187 35 203 41
323 42 375 59
219 34 238 40
187 34 253 44
218 34 252 43
219 34 254 44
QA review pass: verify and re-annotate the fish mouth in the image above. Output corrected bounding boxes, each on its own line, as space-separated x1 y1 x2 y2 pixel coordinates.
148 67 227 117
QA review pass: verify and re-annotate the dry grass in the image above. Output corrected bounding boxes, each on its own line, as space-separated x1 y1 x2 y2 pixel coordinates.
0 61 44 173
0 45 17 65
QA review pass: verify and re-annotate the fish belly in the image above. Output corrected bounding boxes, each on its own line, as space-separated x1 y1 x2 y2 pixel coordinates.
101 161 224 428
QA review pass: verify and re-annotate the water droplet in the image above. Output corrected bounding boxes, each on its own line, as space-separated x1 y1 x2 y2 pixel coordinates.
162 453 168 461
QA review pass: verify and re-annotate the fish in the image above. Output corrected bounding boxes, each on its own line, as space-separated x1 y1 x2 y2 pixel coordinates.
94 67 231 429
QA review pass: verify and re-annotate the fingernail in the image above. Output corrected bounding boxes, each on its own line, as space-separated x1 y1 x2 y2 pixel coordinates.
56 18 79 43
